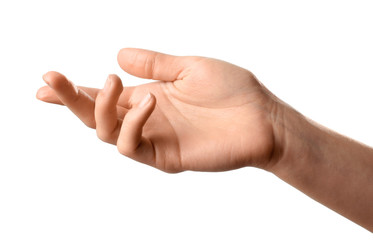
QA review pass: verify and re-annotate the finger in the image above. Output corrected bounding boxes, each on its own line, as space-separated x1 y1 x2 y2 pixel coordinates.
117 48 196 81
37 84 134 110
117 92 156 167
95 74 123 144
36 85 100 105
42 71 96 128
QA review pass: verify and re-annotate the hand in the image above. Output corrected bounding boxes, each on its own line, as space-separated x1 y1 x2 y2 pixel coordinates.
36 48 277 173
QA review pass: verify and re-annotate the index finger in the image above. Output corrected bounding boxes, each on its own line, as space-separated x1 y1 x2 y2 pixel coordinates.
36 85 100 105
41 71 97 128
37 80 134 109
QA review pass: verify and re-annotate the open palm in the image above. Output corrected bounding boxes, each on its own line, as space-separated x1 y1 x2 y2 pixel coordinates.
37 48 276 172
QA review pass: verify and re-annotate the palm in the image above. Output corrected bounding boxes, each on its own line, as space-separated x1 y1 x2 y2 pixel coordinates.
37 49 275 173
123 58 274 172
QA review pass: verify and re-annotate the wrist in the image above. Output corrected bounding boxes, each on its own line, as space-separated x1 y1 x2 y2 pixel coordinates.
265 99 335 189
264 100 320 176
265 98 373 231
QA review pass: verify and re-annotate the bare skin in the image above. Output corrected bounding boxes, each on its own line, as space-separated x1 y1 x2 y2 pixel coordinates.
36 48 373 231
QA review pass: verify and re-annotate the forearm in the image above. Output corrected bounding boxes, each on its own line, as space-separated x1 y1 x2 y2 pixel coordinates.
269 103 373 231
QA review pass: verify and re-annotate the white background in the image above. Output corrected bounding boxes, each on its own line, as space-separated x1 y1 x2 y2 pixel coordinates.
0 0 372 239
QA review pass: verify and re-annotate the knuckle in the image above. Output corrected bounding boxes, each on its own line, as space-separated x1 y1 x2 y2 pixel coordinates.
71 88 82 103
117 143 134 156
123 116 137 127
96 130 112 143
46 71 67 89
162 168 182 174
84 119 96 129
144 52 157 79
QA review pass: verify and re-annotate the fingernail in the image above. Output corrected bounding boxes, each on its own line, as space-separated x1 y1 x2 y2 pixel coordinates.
139 93 152 108
42 73 50 85
103 76 112 92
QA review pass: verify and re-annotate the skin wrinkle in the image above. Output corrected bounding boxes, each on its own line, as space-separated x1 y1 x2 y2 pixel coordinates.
148 104 183 172
156 85 192 171
164 86 236 133
175 57 204 80
148 136 158 171
168 80 259 110
160 78 272 170
161 82 266 171
266 103 283 171
147 52 157 79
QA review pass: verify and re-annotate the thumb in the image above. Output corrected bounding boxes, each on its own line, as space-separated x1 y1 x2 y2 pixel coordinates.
117 48 196 81
116 92 157 167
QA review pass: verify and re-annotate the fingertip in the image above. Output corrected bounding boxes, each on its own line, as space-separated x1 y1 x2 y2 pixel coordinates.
36 88 45 101
149 92 156 108
133 93 156 127
138 92 156 109
116 47 188 81
107 74 123 88
36 86 50 101
117 47 132 58
42 71 68 89
117 48 133 70
102 74 123 97
149 92 156 104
